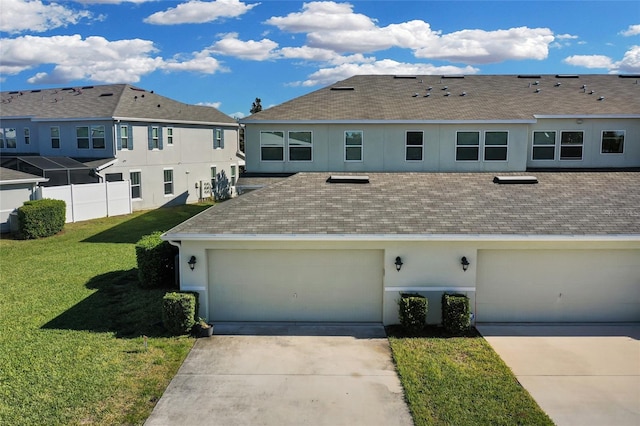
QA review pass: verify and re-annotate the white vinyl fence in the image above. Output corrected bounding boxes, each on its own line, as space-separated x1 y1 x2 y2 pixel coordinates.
36 181 131 223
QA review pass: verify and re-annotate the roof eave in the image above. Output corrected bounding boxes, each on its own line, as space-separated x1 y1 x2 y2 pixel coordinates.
0 177 49 185
241 119 537 125
113 116 238 127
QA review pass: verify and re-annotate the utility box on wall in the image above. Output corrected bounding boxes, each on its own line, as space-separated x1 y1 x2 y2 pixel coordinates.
199 181 212 200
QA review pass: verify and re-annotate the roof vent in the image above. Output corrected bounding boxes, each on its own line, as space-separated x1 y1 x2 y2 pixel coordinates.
598 96 605 101
99 93 113 97
555 74 579 78
81 86 94 89
518 75 541 79
31 90 41 93
554 82 561 87
493 176 538 184
393 75 417 79
330 87 355 91
460 91 467 96
441 75 464 79
327 175 370 184
412 93 419 97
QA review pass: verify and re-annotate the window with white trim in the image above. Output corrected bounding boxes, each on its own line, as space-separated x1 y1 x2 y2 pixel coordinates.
484 131 508 161
119 124 130 150
211 166 217 190
130 171 141 199
601 130 624 154
213 128 224 149
149 126 161 150
260 131 284 161
51 127 60 149
456 131 479 161
560 131 583 160
406 131 423 161
289 131 312 161
77 126 90 149
230 165 237 187
167 127 173 146
344 131 363 161
24 128 30 145
1 128 17 149
163 169 173 195
91 125 105 149
532 131 556 160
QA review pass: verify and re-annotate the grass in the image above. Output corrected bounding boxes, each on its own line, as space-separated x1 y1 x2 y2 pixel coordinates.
0 204 212 425
388 326 554 426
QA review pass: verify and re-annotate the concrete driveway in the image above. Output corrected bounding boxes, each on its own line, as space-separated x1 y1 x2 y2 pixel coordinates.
145 323 413 426
478 324 640 426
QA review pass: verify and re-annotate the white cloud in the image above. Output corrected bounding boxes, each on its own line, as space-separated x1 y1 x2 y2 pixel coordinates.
563 55 614 69
144 0 258 25
293 59 479 87
563 46 640 73
265 1 375 33
229 111 245 119
0 0 92 34
556 34 578 40
197 101 223 108
620 24 640 37
208 33 278 60
162 51 227 74
617 45 640 72
279 46 372 65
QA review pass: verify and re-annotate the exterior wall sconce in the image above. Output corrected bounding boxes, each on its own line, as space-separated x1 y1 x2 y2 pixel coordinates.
461 256 470 272
395 256 403 272
188 256 197 271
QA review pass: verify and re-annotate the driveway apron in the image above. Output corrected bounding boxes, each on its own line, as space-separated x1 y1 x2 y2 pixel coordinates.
145 323 413 426
478 324 640 426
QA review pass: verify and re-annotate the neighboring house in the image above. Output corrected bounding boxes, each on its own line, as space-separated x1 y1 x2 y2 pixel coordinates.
163 171 640 325
0 85 241 210
0 167 48 233
241 74 640 177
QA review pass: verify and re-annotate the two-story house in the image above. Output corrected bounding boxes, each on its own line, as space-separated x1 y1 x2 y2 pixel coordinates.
0 84 241 210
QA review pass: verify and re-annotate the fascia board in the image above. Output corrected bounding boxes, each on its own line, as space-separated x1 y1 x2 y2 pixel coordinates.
534 114 640 119
241 119 537 125
113 116 239 127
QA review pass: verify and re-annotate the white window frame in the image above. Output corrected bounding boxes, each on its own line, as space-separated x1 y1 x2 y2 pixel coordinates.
51 126 60 149
213 128 223 149
288 131 313 162
120 124 130 150
483 130 508 162
230 165 237 187
91 125 105 149
210 166 217 192
76 126 90 149
2 128 17 149
151 126 160 150
344 130 363 162
163 168 174 196
166 127 174 146
130 170 142 200
455 131 480 162
531 131 557 161
560 130 584 161
601 130 624 154
260 131 285 162
405 130 424 162
23 128 30 145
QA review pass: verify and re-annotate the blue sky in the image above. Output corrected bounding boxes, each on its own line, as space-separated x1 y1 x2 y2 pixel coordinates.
1 0 638 118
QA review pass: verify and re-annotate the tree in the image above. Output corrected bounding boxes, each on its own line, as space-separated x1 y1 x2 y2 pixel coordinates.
250 97 262 114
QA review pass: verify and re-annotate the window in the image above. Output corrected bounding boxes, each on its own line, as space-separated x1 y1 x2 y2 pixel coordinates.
0 129 4 148
601 131 624 154
532 131 556 160
51 127 60 149
213 128 224 149
2 128 17 148
77 126 90 149
119 125 130 150
211 166 217 190
91 125 105 149
456 131 479 161
560 131 583 160
163 169 173 195
230 165 237 187
130 171 141 199
289 131 312 161
345 131 363 161
405 131 423 161
167 128 173 146
260 131 284 161
484 131 508 161
148 126 162 150
24 128 30 145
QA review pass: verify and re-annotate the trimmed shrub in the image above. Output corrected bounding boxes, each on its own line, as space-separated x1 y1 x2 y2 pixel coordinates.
17 199 66 239
398 293 427 332
162 292 197 335
442 293 471 335
135 232 178 288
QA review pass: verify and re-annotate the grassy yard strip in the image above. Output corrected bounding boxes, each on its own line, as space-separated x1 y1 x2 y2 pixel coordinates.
0 205 211 425
388 327 554 426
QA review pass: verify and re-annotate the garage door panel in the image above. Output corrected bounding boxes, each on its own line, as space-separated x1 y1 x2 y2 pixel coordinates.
209 249 383 322
477 249 640 322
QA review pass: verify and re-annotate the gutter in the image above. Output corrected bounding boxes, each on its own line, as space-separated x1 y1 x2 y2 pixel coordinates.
113 116 239 127
240 119 537 125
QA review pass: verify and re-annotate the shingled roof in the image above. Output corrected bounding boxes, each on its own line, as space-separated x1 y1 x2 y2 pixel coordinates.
243 74 640 122
1 84 237 125
165 171 640 238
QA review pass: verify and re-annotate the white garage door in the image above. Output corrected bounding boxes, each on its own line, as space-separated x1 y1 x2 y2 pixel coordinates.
208 249 383 322
476 249 640 322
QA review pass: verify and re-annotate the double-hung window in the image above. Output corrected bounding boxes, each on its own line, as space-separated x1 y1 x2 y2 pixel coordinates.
455 131 480 161
24 128 30 145
91 125 105 149
560 131 583 160
51 127 60 149
406 131 423 161
345 131 363 161
130 171 141 199
2 128 17 149
163 169 173 195
230 165 237 187
260 131 284 161
211 166 217 190
167 128 173 146
289 131 312 161
213 128 224 149
77 126 90 149
601 131 624 154
148 126 162 150
484 131 508 161
119 124 131 150
532 131 556 160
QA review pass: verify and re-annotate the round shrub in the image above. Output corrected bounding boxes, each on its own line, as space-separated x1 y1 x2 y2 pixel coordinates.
17 199 66 239
162 292 196 335
135 232 178 288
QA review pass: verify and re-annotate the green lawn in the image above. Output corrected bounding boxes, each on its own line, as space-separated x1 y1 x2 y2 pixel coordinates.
0 205 211 425
388 326 554 426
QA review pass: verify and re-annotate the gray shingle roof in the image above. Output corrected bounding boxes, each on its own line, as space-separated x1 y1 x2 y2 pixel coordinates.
165 171 640 238
1 84 237 125
243 74 640 122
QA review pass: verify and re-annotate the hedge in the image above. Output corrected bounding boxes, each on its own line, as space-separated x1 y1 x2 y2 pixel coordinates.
398 293 427 332
17 199 66 239
162 292 197 335
135 232 178 288
442 293 471 335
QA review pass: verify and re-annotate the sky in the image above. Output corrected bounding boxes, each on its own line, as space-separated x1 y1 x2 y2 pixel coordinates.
1 0 639 118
